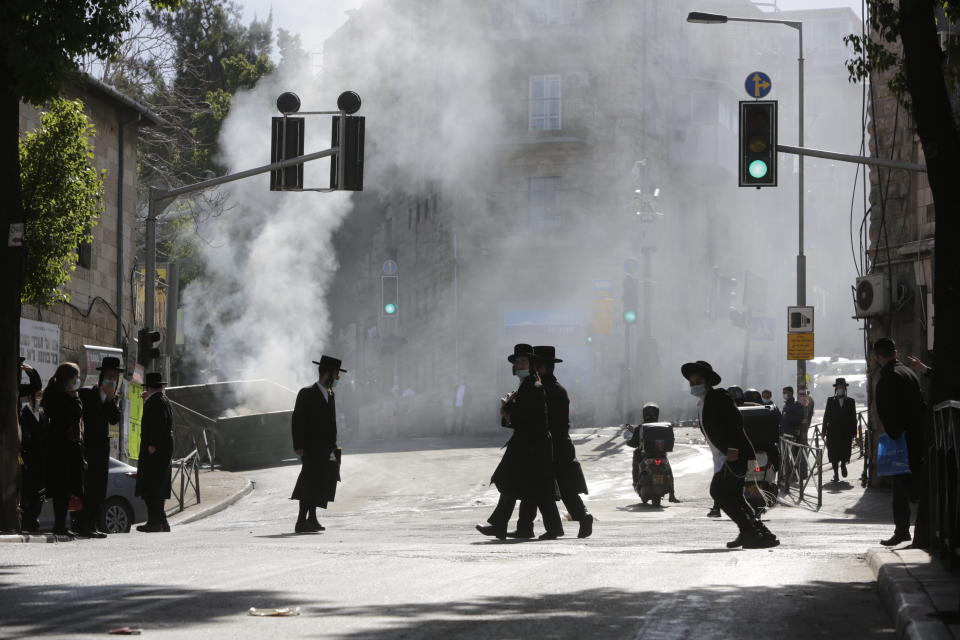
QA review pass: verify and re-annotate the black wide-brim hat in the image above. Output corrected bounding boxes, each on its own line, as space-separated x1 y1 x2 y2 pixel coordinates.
507 343 537 363
312 355 347 373
144 372 168 388
96 356 125 372
533 345 563 363
833 377 848 387
681 360 722 387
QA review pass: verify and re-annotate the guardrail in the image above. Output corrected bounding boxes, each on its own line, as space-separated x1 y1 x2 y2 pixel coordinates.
170 448 201 513
778 434 823 510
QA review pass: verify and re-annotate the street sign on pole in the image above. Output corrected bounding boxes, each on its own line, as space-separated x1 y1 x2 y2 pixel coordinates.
787 333 814 360
383 259 398 275
787 306 814 333
744 71 772 99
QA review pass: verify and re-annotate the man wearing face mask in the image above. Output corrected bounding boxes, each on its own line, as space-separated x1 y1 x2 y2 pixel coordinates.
136 372 174 532
760 389 781 420
77 356 124 538
822 378 857 483
682 360 778 549
291 355 346 533
478 344 562 540
779 386 803 438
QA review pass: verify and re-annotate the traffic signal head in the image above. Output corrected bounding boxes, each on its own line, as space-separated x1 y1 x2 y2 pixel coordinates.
136 328 161 367
739 101 777 187
622 276 639 324
330 115 365 191
381 275 398 317
270 116 305 191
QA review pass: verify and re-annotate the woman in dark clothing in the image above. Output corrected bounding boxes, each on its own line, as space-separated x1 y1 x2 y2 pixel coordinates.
19 362 47 532
41 362 86 537
822 378 858 483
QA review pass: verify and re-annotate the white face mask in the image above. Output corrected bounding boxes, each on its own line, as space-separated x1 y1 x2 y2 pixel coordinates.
72 379 82 391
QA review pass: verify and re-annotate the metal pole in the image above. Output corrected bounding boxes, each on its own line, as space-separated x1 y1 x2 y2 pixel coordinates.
624 323 631 423
453 231 460 382
776 144 927 172
145 188 159 372
165 262 179 383
797 24 806 394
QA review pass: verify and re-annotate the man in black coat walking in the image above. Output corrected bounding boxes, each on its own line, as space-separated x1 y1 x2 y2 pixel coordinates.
510 346 593 539
682 360 778 549
18 360 46 533
78 356 123 537
477 344 563 540
823 377 857 483
136 372 174 532
874 338 926 546
291 355 345 533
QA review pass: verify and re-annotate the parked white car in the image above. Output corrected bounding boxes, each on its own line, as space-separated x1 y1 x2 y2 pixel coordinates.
813 359 868 406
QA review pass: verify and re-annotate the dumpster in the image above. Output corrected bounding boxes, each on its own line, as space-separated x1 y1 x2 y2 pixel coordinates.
165 380 297 470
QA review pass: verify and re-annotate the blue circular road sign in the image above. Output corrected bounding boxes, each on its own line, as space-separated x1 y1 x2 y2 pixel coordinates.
383 260 398 275
744 71 772 99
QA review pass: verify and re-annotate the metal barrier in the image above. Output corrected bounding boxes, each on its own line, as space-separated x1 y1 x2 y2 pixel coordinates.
779 434 823 511
928 400 960 571
170 448 201 513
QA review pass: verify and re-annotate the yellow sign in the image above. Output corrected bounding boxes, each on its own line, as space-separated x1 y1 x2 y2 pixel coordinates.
591 298 615 335
127 382 144 460
787 333 815 361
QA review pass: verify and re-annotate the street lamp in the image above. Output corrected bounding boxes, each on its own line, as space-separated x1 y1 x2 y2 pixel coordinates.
686 10 807 392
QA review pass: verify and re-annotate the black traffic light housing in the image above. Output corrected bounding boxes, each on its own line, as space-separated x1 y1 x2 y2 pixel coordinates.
622 276 639 324
330 115 365 191
270 116 305 190
137 328 161 368
739 100 777 187
381 275 398 317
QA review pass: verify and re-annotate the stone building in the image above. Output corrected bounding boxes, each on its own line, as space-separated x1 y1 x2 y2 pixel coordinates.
18 75 164 385
323 0 865 435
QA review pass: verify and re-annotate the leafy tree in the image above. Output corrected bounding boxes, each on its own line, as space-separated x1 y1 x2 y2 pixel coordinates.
20 99 106 307
0 0 181 532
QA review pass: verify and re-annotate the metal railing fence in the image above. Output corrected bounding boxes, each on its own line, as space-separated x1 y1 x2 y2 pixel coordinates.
170 448 201 513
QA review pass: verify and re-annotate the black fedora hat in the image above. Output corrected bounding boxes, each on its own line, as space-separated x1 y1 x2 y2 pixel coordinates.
144 372 168 388
507 343 536 364
681 360 722 387
312 355 347 373
533 345 563 363
96 356 125 372
833 377 848 388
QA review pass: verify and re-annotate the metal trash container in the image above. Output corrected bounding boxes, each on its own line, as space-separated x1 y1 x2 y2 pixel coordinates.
165 380 297 470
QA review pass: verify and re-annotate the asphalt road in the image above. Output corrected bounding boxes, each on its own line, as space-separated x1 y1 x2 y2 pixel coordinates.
1 428 895 639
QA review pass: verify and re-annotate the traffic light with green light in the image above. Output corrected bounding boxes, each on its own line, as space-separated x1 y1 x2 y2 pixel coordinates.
739 100 777 188
381 275 398 317
622 276 639 324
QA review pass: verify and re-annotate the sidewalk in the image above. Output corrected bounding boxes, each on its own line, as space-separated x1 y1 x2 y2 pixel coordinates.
0 468 253 543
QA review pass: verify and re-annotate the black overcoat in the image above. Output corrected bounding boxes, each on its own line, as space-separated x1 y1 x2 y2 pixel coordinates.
43 390 86 500
79 385 122 503
19 403 47 494
823 395 857 465
542 374 588 496
290 384 341 508
700 388 753 460
876 359 925 473
136 392 173 500
491 376 558 501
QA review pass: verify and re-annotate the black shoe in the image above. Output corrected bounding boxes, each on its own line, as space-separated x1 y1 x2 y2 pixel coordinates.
668 495 681 503
726 534 745 549
294 520 317 534
841 462 848 478
51 528 76 538
707 508 722 518
476 524 507 540
77 530 107 539
742 534 780 549
160 521 170 533
881 531 911 546
305 518 325 532
577 514 594 539
136 523 163 533
538 529 564 540
507 528 535 539
832 474 840 483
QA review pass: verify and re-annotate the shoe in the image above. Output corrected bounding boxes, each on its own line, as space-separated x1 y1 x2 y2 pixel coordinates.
881 531 911 546
577 514 594 539
475 524 507 540
841 462 848 478
51 528 76 538
538 529 564 540
832 475 840 483
136 523 163 533
77 530 107 539
305 518 325 532
507 528 535 539
668 495 681 503
755 524 778 541
294 520 316 534
160 521 171 533
726 534 745 549
742 534 780 549
707 508 722 518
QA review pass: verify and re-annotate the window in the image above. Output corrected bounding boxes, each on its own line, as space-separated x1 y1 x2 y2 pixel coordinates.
528 177 562 230
529 75 562 131
533 0 580 25
77 237 92 270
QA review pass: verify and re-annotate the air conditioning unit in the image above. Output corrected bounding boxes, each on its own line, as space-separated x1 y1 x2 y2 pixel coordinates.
854 274 890 317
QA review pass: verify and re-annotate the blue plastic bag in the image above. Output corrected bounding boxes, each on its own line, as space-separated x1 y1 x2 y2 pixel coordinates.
877 433 911 477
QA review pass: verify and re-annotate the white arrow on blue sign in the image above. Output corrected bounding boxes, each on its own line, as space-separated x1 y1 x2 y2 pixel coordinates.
383 260 398 275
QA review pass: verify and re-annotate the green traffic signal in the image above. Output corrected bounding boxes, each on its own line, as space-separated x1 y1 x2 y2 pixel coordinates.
384 303 397 315
748 159 768 179
623 310 637 324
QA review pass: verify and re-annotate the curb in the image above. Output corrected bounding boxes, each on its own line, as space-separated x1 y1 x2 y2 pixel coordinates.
866 547 960 640
171 479 255 526
0 533 73 543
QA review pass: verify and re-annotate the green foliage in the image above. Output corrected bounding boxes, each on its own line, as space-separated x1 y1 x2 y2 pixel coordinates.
1 0 183 104
19 99 105 306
